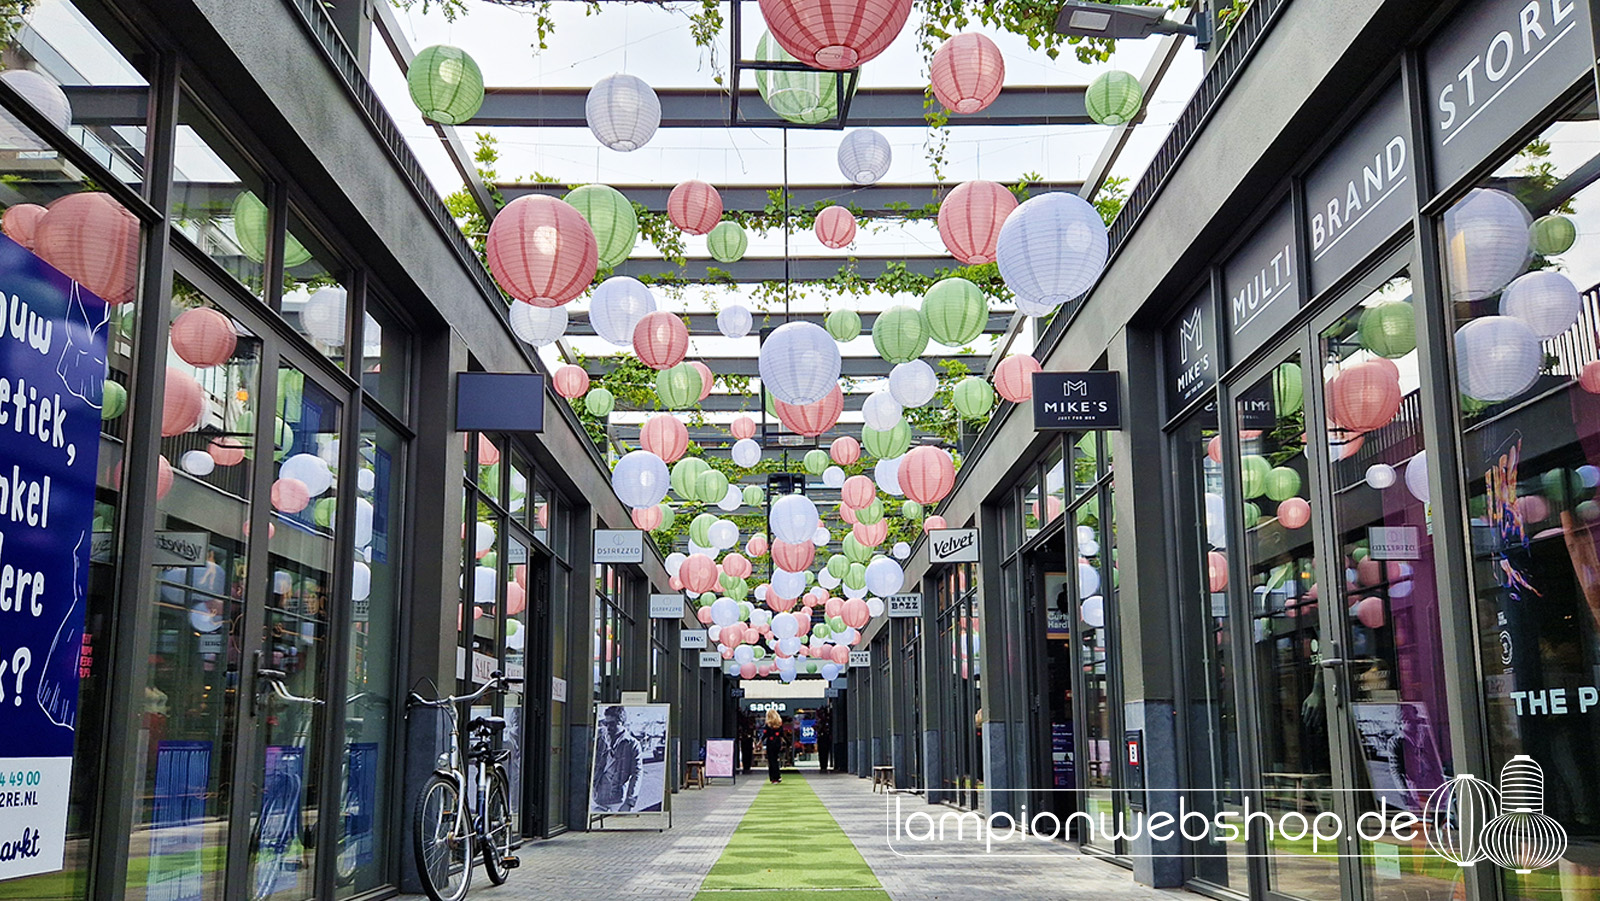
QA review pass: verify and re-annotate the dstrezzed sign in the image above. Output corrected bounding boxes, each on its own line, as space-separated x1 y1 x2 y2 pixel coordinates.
1032 372 1121 430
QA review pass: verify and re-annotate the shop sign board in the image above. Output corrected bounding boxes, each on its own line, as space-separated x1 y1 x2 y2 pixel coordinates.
887 593 922 617
593 529 644 564
649 594 684 619
152 531 211 568
679 630 708 649
454 372 545 432
849 650 871 668
1163 288 1217 414
1032 372 1121 430
1224 200 1300 359
699 651 723 668
1367 526 1421 560
1305 82 1414 296
620 691 649 706
552 677 568 702
928 529 978 564
705 740 735 779
0 235 108 880
825 688 839 698
1424 0 1593 193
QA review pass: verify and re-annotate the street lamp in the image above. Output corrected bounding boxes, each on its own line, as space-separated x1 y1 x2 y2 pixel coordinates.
1054 2 1211 47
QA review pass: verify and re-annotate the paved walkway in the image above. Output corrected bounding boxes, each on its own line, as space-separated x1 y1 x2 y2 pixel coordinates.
401 771 1189 901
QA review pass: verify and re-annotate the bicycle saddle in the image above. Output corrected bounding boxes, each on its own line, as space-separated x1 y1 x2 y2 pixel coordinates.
470 715 507 732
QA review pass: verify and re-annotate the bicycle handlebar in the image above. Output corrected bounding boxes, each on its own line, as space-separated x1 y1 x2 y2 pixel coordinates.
407 671 519 709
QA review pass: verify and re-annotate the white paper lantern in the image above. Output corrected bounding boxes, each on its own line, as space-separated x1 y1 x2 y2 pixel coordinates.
1081 596 1105 629
718 304 754 338
821 663 841 681
732 438 762 468
351 561 372 602
996 192 1109 316
280 453 334 497
687 540 716 558
822 465 845 488
474 565 497 602
837 128 891 184
718 486 743 512
1455 315 1541 402
589 276 657 346
770 493 820 543
611 449 671 508
892 541 911 560
1405 453 1430 503
354 497 374 547
586 73 661 152
180 449 216 476
1443 188 1532 303
772 567 807 599
866 597 886 617
759 321 842 406
509 301 567 346
771 612 799 639
889 360 938 407
812 526 831 547
841 627 860 645
875 456 904 496
863 391 903 431
358 468 376 492
1205 492 1227 548
1365 463 1397 490
818 569 841 589
733 645 755 665
1078 560 1101 597
865 557 904 596
754 583 770 601
302 286 349 346
665 552 686 577
0 70 71 151
710 518 740 549
710 597 740 627
1500 270 1579 339
475 521 497 555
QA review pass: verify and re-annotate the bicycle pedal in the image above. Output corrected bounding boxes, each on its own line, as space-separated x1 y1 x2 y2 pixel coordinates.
501 857 520 868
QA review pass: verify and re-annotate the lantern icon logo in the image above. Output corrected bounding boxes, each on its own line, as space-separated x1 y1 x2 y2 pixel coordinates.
1421 758 1567 873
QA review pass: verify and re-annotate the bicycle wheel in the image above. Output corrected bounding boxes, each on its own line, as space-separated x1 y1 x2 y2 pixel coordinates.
413 774 473 901
481 770 514 885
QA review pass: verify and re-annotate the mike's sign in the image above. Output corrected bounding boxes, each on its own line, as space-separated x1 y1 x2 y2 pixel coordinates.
1032 371 1120 430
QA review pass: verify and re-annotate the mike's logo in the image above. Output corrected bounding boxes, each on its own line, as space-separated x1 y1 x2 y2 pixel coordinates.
1423 756 1567 873
1178 308 1204 364
1062 380 1088 396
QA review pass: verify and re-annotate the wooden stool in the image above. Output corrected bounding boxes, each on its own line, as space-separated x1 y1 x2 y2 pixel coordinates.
872 766 895 793
685 760 707 789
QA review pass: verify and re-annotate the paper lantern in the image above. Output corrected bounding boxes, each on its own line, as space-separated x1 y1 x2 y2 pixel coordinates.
1277 497 1311 530
815 206 857 248
1455 315 1540 401
585 387 615 417
485 196 598 307
2 203 45 249
838 597 869 630
268 477 310 514
772 539 816 573
822 466 845 488
179 449 215 477
922 278 987 347
854 498 884 525
899 445 955 505
1482 757 1566 872
853 519 888 547
952 377 994 419
770 494 820 544
640 415 689 463
754 30 851 123
996 192 1108 316
280 453 333 497
862 420 911 459
1531 214 1576 255
695 469 729 505
841 475 875 509
298 286 351 348
1443 188 1532 302
710 518 739 549
553 364 590 398
611 450 670 508
992 354 1042 404
717 485 743 512
862 391 902 432
1500 269 1580 339
162 367 205 437
890 360 938 408
1365 463 1397 490
681 555 720 595
758 0 912 69
1240 455 1270 498
1207 551 1228 593
731 415 758 440
1328 363 1402 432
169 307 237 368
759 321 841 406
407 45 484 125
630 504 663 531
1581 360 1600 394
825 308 861 342
204 437 243 468
775 385 844 436
1357 301 1416 358
633 311 689 370
99 380 127 420
828 436 860 467
667 180 722 235
1085 70 1143 125
803 449 829 475
707 221 748 263
0 70 70 151
672 458 709 500
930 33 1004 114
718 304 754 338
875 456 904 496
509 301 568 347
35 192 140 304
838 501 860 525
585 73 660 152
838 128 892 185
564 184 639 269
589 276 657 346
872 304 930 364
864 557 903 596
1405 453 1430 503
1265 467 1301 502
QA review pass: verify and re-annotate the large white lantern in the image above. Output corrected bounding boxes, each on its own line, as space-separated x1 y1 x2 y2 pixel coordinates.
732 438 762 468
1455 315 1541 402
817 569 841 589
709 518 740 549
180 449 216 477
892 541 911 560
509 301 568 346
837 128 891 184
812 526 831 547
866 597 886 617
1405 453 1430 503
759 321 841 406
302 286 349 346
585 73 661 152
864 557 904 596
610 449 670 508
0 70 71 151
875 456 904 496
717 485 743 512
772 567 807 599
822 465 846 488
1365 463 1397 490
718 304 754 338
770 493 820 544
862 390 903 431
889 360 938 407
281 453 334 496
665 552 686 577
996 192 1109 316
1499 270 1579 339
711 597 741 627
589 276 657 346
1442 188 1532 303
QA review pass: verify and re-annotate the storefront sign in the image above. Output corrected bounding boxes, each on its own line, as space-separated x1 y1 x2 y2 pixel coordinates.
0 236 108 880
730 688 744 699
1237 381 1279 430
679 630 708 649
698 651 723 668
887 593 922 617
151 531 210 568
454 372 545 432
849 650 871 668
649 594 684 618
470 651 499 684
1367 525 1421 560
1162 288 1216 414
1424 0 1592 192
831 677 848 689
551 676 568 702
1224 201 1300 359
620 691 649 705
1032 371 1121 430
928 529 979 564
825 688 839 698
593 529 644 564
705 739 735 778
1305 82 1413 295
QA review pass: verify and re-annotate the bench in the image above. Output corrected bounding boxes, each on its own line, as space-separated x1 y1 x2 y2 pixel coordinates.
685 760 707 789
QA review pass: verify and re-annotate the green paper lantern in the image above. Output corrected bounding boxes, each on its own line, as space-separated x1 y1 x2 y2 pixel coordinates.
671 457 709 498
1240 455 1271 499
1272 363 1303 416
1358 302 1417 359
872 305 930 364
856 498 885 525
313 497 337 528
952 377 995 419
1350 545 1368 562
828 616 846 632
1460 393 1490 415
691 512 717 547
696 469 730 505
231 192 312 268
805 570 816 584
658 502 676 529
764 391 778 417
101 380 127 420
806 660 819 674
564 184 638 269
656 363 702 409
922 278 987 346
1265 466 1302 502
1085 70 1143 126
827 554 850 578
862 420 912 459
901 500 923 521
843 534 872 564
753 646 766 660
754 31 852 124
1242 502 1260 529
814 622 832 639
698 592 717 608
843 563 867 591
1531 214 1577 255
719 571 739 592
585 387 615 417
826 309 862 342
707 221 748 263
407 44 485 125
742 485 764 507
1540 468 1584 507
804 448 830 475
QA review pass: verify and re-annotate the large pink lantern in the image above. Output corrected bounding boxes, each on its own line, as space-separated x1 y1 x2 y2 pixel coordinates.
272 477 311 513
938 180 1017 265
640 414 689 463
485 195 598 307
1581 360 1600 394
170 307 237 368
830 436 861 466
841 475 875 509
993 354 1041 403
1328 362 1402 433
731 415 758 440
923 515 948 532
1278 497 1311 530
680 554 720 594
746 534 769 558
758 0 913 69
35 192 140 304
209 437 246 467
829 644 850 665
767 591 795 613
838 502 859 525
899 445 956 505
1207 551 1228 592
633 311 689 370
814 206 857 248
162 367 205 436
930 34 1004 114
774 385 843 437
553 364 590 398
852 518 887 547
722 552 753 579
772 539 816 572
691 361 715 401
2 202 45 249
506 581 528 616
631 505 663 530
667 180 722 235
841 598 871 629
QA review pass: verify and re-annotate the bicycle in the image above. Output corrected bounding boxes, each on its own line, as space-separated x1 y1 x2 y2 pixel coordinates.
408 671 523 901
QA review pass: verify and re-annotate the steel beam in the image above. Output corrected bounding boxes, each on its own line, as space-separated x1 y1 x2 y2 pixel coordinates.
615 255 955 282
582 355 990 377
500 181 1080 215
568 310 1013 337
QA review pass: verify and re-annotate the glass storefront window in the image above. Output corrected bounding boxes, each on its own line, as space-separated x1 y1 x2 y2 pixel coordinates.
1043 442 1065 525
279 211 349 368
359 296 408 419
1072 491 1116 851
171 94 267 297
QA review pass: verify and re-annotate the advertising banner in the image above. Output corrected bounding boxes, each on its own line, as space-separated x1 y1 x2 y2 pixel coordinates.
704 739 735 779
589 703 670 815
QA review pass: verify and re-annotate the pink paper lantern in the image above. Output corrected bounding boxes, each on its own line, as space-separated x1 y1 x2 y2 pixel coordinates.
35 192 140 304
767 591 795 613
938 180 1017 265
633 311 689 370
477 435 501 466
722 552 753 579
759 0 913 69
747 535 769 557
170 307 237 368
829 643 850 665
1580 360 1600 394
1328 362 1402 433
515 564 528 592
743 626 760 645
839 502 859 525
506 581 527 616
671 575 684 592
923 515 948 532
720 628 743 651
841 475 875 509
841 598 870 629
739 661 757 679
993 354 1041 403
1355 596 1386 629
162 367 205 437
691 361 715 401
824 597 842 618
1277 497 1311 530
272 477 311 513
1207 551 1228 592
1355 557 1383 588
631 505 663 530
814 206 857 248
553 364 590 398
830 436 861 466
667 180 722 235
680 554 720 594
930 33 1004 114
772 539 816 573
155 454 173 500
2 202 46 250
731 415 757 440
209 437 246 467
898 445 956 505
774 385 843 437
1206 435 1223 464
852 519 887 547
485 196 598 307
640 414 689 463
758 662 774 677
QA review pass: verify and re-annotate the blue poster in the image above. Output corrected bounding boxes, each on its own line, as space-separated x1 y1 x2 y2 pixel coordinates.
799 719 816 744
0 233 106 878
147 741 211 901
343 742 378 870
254 745 307 897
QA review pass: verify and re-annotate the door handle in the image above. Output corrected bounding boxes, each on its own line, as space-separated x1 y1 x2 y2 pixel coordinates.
1318 657 1346 669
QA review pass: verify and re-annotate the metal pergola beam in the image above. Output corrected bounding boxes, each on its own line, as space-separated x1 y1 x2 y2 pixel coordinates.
614 256 955 282
583 355 990 377
568 310 1013 337
499 181 1080 215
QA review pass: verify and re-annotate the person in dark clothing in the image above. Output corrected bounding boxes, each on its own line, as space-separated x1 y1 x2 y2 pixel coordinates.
816 712 831 772
738 714 755 774
763 709 784 783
